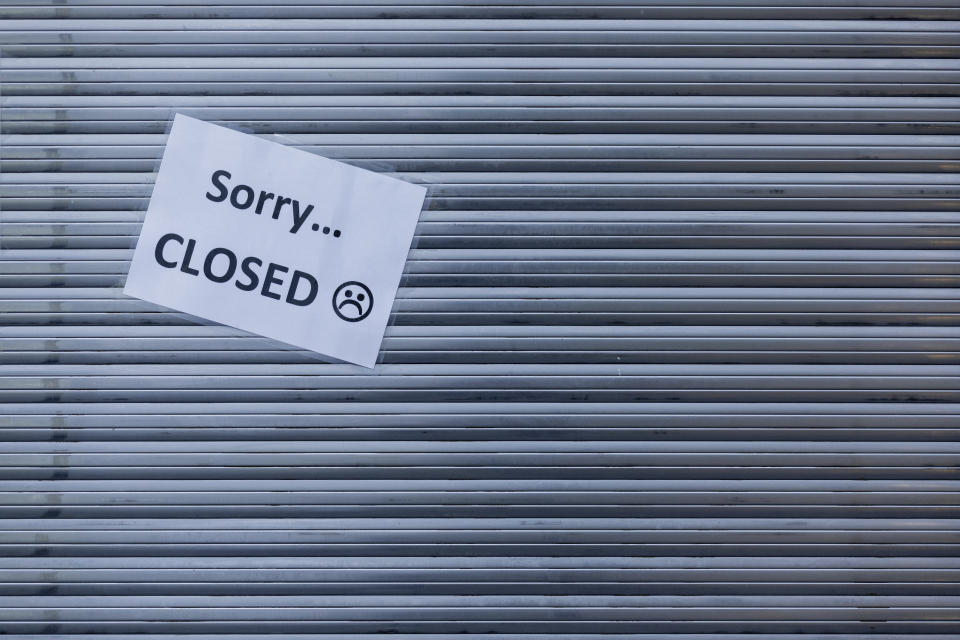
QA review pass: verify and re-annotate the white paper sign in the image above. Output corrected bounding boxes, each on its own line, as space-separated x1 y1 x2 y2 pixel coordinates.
124 114 426 367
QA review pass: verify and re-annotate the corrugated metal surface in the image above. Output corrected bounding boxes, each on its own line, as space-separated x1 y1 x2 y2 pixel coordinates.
0 0 958 636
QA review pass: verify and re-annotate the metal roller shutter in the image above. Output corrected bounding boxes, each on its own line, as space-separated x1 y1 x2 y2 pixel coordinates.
0 0 958 637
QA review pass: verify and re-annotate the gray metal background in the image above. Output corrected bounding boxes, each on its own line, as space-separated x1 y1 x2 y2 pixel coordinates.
0 0 958 637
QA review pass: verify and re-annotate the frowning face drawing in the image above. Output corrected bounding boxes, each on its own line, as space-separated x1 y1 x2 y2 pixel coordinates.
332 281 373 322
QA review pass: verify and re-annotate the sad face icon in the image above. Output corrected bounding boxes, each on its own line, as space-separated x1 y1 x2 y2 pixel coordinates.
332 281 374 322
